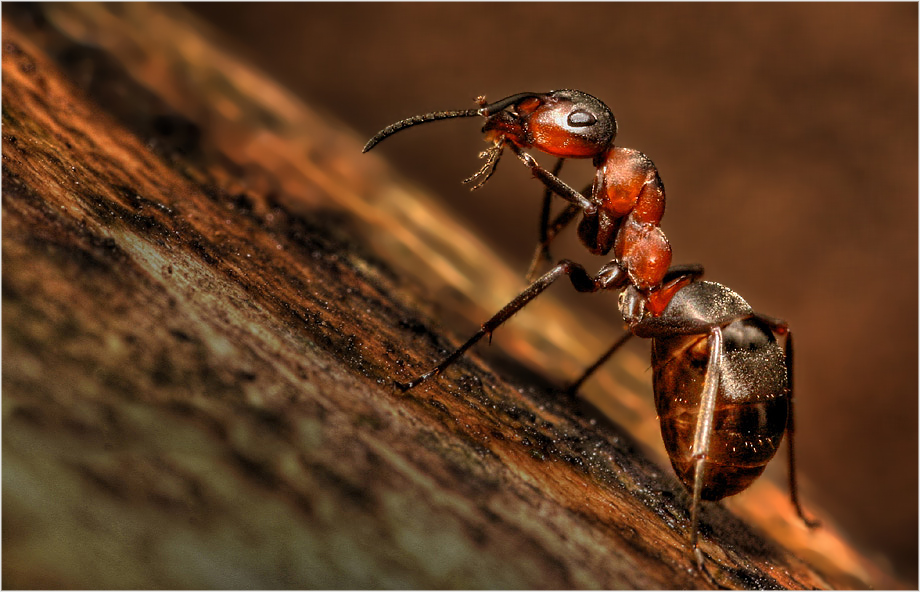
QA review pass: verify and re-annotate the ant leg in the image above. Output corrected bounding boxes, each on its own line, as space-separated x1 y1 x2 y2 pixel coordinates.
538 159 566 245
525 203 580 282
564 331 634 395
690 327 724 582
525 159 564 282
526 173 595 282
398 259 598 390
753 316 820 528
507 144 595 212
537 160 564 252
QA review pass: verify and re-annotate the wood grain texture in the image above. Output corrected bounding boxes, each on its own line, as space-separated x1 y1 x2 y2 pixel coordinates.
2 4 901 589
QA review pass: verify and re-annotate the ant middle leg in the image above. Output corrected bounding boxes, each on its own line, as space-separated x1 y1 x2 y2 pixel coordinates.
537 159 566 244
525 202 581 282
529 158 566 277
526 179 598 283
564 331 634 395
398 259 601 390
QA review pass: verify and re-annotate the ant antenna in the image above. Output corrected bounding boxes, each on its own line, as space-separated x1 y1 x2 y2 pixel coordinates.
362 108 480 152
362 92 543 153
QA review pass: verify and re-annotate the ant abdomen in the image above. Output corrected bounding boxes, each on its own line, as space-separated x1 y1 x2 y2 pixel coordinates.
652 317 789 500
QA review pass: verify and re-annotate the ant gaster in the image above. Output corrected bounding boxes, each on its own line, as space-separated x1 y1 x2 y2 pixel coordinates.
364 90 818 582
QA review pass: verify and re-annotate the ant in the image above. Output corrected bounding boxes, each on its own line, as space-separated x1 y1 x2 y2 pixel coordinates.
364 90 818 583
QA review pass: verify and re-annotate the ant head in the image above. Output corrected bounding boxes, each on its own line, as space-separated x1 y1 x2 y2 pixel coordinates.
482 90 617 159
362 90 617 159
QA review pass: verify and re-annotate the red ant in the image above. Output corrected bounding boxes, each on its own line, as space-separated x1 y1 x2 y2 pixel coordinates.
364 90 818 583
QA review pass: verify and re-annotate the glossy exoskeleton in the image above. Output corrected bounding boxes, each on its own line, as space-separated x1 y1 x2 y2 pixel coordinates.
363 90 818 580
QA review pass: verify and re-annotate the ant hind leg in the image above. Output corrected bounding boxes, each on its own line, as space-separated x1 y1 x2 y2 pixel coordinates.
688 327 730 586
752 316 820 528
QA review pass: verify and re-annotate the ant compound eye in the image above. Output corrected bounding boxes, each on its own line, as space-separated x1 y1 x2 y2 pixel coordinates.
524 90 617 158
567 109 597 128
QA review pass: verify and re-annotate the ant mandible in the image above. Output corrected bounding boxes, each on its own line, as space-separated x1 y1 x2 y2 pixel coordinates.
364 90 818 583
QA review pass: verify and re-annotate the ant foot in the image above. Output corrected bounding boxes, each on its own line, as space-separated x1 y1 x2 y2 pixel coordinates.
395 368 439 391
800 514 821 529
561 381 582 398
694 547 730 590
793 499 821 528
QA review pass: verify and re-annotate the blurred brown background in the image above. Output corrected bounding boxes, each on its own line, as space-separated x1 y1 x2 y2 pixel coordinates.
189 3 917 583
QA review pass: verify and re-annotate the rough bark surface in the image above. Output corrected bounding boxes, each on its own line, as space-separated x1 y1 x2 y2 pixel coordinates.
2 4 900 589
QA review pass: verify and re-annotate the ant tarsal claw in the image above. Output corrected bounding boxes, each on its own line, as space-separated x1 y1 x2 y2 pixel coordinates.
693 547 732 589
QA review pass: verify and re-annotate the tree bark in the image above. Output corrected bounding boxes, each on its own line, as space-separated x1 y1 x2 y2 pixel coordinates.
2 4 900 589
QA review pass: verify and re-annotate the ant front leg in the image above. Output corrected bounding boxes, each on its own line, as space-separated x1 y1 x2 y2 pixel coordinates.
507 144 596 212
398 260 600 390
753 314 820 528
